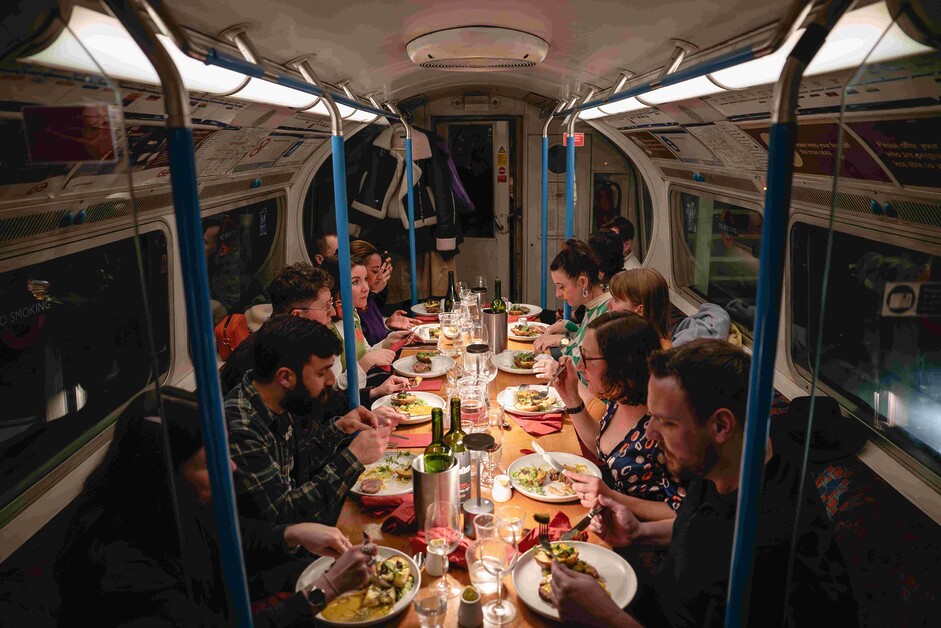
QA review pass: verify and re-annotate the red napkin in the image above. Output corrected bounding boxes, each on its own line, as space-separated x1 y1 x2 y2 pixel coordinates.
391 432 432 448
411 378 442 392
415 314 439 323
360 495 416 534
410 529 470 569
389 337 411 353
360 494 407 517
507 412 563 436
518 512 588 554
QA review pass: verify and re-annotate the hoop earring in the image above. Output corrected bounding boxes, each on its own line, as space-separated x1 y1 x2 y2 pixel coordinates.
582 285 589 298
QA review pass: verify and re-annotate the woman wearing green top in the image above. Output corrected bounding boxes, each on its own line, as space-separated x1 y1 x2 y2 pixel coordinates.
533 239 611 392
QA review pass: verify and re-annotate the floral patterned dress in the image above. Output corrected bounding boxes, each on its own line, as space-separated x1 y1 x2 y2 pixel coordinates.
597 401 685 511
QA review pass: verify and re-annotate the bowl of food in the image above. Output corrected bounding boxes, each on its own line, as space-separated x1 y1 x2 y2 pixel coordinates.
296 546 421 626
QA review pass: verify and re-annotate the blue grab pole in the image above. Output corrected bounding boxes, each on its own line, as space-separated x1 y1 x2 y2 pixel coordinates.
405 137 418 305
540 135 549 310
563 132 576 321
166 127 253 628
724 121 796 627
332 135 359 407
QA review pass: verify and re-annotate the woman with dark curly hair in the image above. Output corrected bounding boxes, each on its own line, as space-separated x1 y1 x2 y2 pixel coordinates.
554 311 684 521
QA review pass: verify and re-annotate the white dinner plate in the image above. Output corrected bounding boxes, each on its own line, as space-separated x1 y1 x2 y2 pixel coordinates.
507 303 543 318
507 321 550 342
512 541 637 621
370 391 446 425
496 386 564 416
410 300 444 316
296 546 421 626
492 350 539 374
392 354 456 378
411 323 440 344
351 451 417 497
507 452 602 503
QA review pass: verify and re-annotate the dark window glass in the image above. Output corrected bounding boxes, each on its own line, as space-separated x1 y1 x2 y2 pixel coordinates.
672 191 763 331
448 124 494 238
791 223 941 476
0 231 170 510
201 198 279 323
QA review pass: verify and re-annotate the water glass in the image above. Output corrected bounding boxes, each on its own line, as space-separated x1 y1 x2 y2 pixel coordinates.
466 540 500 596
478 534 519 625
438 313 462 356
425 501 464 598
496 505 525 543
413 588 448 627
473 513 500 539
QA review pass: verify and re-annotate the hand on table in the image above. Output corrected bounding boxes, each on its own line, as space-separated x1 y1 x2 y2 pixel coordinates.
361 348 395 370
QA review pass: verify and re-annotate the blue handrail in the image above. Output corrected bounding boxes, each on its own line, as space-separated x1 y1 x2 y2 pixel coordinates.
331 135 360 406
563 131 576 321
405 137 418 305
540 135 549 310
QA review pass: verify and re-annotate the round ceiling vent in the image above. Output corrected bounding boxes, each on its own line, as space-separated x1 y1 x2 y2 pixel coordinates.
406 26 549 72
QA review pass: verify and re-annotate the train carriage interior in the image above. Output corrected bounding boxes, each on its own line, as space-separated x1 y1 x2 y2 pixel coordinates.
0 0 939 625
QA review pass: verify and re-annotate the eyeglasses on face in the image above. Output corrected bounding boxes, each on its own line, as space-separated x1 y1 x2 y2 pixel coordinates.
579 353 606 362
294 299 335 313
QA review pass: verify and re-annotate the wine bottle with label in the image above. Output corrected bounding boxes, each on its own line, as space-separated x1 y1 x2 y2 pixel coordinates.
424 408 453 473
444 271 457 313
489 278 506 313
444 398 471 502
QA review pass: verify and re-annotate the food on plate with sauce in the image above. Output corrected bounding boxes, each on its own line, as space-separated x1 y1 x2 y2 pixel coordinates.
356 452 415 495
513 351 537 370
511 463 588 496
321 555 415 621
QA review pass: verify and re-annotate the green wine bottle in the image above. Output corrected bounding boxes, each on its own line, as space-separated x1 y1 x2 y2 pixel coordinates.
489 278 506 313
444 398 470 502
423 408 453 473
444 271 456 313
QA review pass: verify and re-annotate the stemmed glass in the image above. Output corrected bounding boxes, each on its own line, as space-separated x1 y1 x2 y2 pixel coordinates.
438 313 462 357
478 520 520 624
472 275 487 296
425 501 464 598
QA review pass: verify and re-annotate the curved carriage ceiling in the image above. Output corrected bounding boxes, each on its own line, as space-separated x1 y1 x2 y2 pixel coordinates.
164 0 788 101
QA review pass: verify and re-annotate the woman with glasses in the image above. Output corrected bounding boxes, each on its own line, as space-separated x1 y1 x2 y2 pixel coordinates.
349 240 419 345
555 311 683 521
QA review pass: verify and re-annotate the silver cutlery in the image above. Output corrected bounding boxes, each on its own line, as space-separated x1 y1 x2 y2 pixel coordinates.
531 439 565 473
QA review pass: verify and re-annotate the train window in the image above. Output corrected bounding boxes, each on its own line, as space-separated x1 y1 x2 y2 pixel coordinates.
790 223 941 477
201 197 280 324
0 230 170 512
671 190 762 332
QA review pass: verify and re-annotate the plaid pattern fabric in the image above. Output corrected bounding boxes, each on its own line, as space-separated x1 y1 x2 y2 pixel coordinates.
225 371 364 525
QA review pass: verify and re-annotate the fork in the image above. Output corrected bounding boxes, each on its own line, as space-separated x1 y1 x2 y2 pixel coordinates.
534 512 554 559
523 361 566 400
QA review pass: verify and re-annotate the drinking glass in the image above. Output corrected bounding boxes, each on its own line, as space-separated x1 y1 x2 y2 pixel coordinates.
477 531 519 624
457 376 488 430
468 320 488 346
479 408 505 487
425 501 464 598
496 505 526 542
413 588 448 627
457 281 470 300
465 539 500 596
438 313 462 357
472 275 487 295
473 513 500 539
445 356 465 401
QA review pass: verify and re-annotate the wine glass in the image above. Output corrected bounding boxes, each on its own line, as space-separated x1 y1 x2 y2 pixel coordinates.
425 501 464 598
457 281 471 302
472 275 487 295
478 522 520 624
438 313 462 357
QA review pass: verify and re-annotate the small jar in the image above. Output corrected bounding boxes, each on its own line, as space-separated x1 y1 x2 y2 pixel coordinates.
491 474 513 502
458 585 483 627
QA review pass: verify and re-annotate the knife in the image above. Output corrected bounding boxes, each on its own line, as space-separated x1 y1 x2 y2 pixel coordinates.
560 504 604 541
531 440 565 473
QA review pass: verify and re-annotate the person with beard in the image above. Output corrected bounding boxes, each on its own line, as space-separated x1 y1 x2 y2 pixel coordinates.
550 340 857 627
56 386 377 626
226 315 391 525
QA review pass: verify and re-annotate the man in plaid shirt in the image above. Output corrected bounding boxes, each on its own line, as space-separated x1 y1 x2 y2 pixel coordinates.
226 315 391 525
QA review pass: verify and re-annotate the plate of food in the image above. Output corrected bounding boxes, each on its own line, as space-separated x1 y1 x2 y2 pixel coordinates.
496 386 564 416
392 352 455 378
507 303 543 318
351 451 416 497
370 391 445 425
508 321 549 342
507 452 602 502
296 545 421 626
492 350 539 374
411 323 440 344
512 541 637 621
410 299 444 316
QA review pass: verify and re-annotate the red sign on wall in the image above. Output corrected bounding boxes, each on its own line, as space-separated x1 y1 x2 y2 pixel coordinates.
562 133 585 147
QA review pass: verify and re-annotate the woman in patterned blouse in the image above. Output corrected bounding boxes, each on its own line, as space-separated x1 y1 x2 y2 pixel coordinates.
555 311 684 520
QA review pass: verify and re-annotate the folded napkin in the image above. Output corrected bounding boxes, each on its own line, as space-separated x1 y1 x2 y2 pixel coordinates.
360 494 407 517
410 529 470 570
518 511 588 554
391 432 432 448
360 494 416 535
388 337 411 353
415 314 439 323
410 378 442 392
508 412 563 436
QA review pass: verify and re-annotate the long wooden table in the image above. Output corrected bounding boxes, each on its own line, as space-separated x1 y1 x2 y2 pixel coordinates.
336 339 607 626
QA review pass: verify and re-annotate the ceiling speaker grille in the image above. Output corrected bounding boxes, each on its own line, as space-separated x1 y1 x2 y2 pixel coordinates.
419 59 536 70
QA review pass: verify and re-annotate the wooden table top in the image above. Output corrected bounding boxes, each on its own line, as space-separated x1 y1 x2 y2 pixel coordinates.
336 339 610 627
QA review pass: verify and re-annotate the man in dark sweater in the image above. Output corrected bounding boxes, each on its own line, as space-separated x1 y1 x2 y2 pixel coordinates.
551 339 857 627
